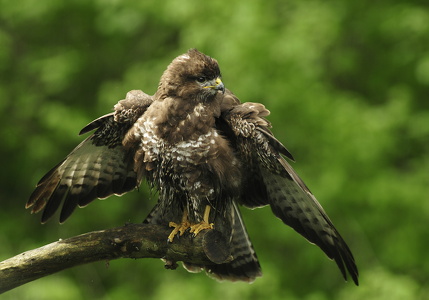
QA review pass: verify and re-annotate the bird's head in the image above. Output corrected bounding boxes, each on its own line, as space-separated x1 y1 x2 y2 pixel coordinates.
156 49 225 102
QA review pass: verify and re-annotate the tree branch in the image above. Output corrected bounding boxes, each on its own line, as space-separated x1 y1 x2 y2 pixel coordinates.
0 224 231 294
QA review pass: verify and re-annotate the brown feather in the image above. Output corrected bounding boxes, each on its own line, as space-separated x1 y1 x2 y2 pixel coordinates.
28 49 357 284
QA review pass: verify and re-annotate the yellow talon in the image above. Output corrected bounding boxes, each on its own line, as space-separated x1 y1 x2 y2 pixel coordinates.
168 210 191 242
167 205 214 242
189 222 214 236
189 205 214 236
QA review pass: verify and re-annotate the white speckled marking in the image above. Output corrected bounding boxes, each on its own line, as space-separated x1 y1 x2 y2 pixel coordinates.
138 115 217 166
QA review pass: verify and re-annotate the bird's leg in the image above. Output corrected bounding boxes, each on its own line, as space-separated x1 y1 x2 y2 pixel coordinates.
189 205 214 236
168 209 191 242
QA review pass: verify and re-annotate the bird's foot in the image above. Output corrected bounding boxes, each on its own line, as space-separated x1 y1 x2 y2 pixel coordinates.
168 219 191 243
189 220 214 236
167 205 214 242
190 205 214 236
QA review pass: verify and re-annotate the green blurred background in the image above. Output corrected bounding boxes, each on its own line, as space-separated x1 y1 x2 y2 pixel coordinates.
1 0 428 299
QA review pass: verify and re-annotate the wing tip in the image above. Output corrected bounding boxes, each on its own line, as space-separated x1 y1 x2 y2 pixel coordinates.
332 242 359 286
79 113 114 135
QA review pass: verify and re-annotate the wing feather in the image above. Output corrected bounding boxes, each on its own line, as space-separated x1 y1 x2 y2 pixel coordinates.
218 91 359 284
27 90 154 223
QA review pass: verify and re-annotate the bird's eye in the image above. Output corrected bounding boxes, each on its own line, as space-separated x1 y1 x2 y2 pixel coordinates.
196 76 206 83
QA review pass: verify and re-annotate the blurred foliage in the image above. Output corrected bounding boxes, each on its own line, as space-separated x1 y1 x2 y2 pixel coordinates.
1 0 428 299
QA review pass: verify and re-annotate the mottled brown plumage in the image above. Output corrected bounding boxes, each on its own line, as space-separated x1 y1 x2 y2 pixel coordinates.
27 49 358 284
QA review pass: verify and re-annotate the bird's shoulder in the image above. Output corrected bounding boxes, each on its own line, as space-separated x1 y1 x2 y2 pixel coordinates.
217 90 294 161
77 90 154 148
113 90 154 124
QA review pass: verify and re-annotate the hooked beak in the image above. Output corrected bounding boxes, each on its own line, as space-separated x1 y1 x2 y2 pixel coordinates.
214 77 225 94
204 77 225 94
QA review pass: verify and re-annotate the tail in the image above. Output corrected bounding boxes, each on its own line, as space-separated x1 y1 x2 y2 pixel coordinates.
194 202 262 282
144 201 262 282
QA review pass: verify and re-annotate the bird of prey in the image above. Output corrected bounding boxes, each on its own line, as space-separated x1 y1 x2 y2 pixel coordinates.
27 49 358 285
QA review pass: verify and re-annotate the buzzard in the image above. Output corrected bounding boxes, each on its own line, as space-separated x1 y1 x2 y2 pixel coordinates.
27 49 358 284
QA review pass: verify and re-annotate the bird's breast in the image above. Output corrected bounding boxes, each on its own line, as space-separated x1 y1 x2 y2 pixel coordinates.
140 119 218 167
130 99 241 197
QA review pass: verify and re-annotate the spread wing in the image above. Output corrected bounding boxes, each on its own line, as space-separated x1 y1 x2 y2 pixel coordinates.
217 90 359 285
26 90 153 223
